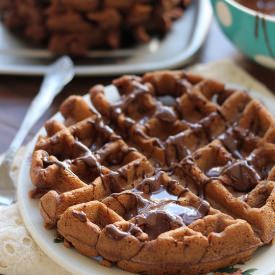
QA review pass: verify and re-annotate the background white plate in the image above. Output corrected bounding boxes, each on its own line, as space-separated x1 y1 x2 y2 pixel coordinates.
0 0 212 76
17 82 275 275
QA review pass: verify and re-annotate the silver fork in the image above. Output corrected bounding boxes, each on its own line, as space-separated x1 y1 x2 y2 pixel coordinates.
0 56 75 206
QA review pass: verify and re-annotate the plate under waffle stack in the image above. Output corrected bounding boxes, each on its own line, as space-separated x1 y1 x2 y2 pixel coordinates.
30 71 275 274
0 0 190 56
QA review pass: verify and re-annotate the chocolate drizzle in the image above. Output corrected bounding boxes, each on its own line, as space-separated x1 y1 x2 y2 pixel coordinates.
43 157 74 174
134 201 208 240
218 125 257 160
196 112 220 141
150 187 178 201
118 171 210 239
105 223 144 240
112 82 152 119
108 80 224 170
205 159 261 193
110 81 188 157
103 168 211 240
135 209 181 239
43 157 68 170
165 133 192 164
222 160 261 192
74 140 103 176
206 166 224 178
135 171 164 194
72 210 87 222
155 106 178 123
247 152 274 179
219 127 242 159
134 172 179 201
102 171 124 193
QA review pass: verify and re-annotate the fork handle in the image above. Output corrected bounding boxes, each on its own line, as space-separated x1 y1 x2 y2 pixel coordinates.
3 57 74 167
9 81 62 152
4 82 60 165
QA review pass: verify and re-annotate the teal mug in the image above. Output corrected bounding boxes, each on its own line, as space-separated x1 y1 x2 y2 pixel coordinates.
211 0 275 69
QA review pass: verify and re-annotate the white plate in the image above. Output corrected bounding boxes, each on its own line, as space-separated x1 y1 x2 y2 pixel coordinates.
18 86 275 275
0 0 212 76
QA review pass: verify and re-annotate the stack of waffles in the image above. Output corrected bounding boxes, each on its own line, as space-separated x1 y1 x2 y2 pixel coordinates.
31 71 275 274
0 0 190 55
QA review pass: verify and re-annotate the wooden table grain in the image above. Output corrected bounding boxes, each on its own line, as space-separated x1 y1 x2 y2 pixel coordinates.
0 20 274 154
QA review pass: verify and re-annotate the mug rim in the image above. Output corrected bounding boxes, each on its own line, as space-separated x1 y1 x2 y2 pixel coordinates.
220 0 275 22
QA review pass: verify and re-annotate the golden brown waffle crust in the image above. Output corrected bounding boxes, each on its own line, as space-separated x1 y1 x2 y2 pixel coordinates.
30 70 275 274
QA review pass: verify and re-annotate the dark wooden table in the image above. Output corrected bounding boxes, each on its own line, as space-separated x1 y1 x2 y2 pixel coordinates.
0 20 274 154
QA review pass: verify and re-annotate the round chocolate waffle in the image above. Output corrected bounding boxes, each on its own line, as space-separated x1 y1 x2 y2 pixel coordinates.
0 0 191 55
30 70 275 274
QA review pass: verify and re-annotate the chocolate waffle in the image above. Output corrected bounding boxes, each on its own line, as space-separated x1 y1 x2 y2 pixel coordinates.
0 0 191 55
30 71 275 274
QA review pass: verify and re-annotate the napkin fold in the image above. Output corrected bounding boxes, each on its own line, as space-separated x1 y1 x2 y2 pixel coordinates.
0 60 274 275
0 148 70 275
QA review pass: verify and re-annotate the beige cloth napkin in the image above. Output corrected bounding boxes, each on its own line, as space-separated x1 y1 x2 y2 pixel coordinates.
0 60 274 275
